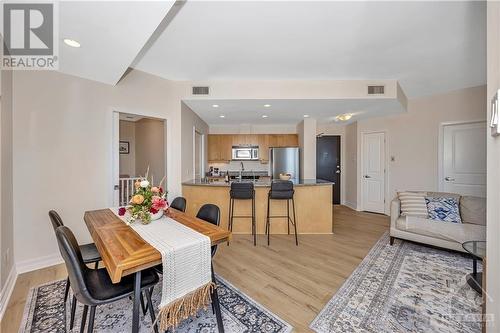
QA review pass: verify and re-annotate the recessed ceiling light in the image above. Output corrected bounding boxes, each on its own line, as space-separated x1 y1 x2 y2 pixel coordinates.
63 38 81 48
303 115 310 118
264 104 271 108
219 114 225 118
335 113 353 122
212 104 219 108
262 115 268 118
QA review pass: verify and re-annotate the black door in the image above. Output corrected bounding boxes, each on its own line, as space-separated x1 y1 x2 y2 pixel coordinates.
316 136 341 204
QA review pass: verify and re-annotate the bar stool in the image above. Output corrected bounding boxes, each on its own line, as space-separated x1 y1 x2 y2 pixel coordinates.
266 180 298 246
228 182 256 246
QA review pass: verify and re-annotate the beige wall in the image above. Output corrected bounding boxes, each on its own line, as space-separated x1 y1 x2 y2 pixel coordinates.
356 85 486 214
181 102 209 181
344 122 358 209
11 70 188 264
487 2 500 331
1 69 14 289
297 118 317 179
135 118 165 182
119 120 136 177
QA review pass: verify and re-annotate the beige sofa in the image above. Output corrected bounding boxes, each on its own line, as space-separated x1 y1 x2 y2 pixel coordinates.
390 191 486 252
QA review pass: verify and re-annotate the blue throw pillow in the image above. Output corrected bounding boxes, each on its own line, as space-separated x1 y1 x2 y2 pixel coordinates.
425 197 462 223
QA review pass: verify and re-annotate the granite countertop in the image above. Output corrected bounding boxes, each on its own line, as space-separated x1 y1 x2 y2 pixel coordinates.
182 179 334 187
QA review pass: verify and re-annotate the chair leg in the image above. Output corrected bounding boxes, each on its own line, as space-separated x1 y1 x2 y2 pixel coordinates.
227 198 232 246
87 306 96 333
292 197 298 246
145 290 159 333
70 295 77 329
266 196 271 246
211 267 224 333
94 261 99 269
80 305 88 333
140 292 148 315
287 200 290 235
252 197 256 246
390 236 395 245
64 277 70 303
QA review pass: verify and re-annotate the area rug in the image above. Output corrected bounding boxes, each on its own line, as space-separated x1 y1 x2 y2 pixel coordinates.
310 232 482 333
19 275 292 333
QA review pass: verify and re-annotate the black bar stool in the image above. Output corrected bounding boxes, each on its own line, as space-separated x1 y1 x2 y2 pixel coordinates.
228 182 256 246
266 180 298 246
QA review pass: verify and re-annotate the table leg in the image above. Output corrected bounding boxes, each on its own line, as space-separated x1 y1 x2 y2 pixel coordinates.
132 271 141 333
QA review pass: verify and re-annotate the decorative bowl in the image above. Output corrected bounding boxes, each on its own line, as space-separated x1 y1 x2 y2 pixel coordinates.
279 173 292 180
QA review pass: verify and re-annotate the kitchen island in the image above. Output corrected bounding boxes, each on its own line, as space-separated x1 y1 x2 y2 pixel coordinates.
182 179 334 234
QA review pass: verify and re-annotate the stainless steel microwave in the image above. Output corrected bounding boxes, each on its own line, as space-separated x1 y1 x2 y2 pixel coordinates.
232 146 259 160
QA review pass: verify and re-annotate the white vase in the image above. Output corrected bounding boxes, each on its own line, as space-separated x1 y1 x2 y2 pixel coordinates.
150 210 164 221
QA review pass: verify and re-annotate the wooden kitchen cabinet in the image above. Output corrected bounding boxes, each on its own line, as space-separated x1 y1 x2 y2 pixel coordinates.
208 134 298 163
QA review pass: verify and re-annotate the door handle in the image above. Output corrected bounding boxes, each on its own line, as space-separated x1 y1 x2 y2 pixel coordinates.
364 175 371 178
335 170 341 174
444 177 455 181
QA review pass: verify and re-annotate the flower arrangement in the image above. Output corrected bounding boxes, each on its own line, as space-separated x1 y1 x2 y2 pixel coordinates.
119 168 168 224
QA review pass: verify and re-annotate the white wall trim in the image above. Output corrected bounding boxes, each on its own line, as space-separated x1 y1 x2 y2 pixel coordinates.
16 253 63 275
437 119 486 192
343 201 359 211
0 266 17 320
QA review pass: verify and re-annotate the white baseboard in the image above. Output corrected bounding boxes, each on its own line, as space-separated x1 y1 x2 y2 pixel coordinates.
0 266 17 321
16 253 63 274
344 201 358 211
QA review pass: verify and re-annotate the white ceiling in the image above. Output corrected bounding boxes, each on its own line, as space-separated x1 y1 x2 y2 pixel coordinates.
183 98 405 125
58 1 175 85
135 1 486 98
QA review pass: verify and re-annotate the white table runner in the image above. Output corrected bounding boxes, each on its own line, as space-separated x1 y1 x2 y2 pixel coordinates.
112 209 214 330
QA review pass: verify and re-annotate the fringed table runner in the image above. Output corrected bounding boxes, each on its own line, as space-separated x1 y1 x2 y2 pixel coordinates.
112 208 214 331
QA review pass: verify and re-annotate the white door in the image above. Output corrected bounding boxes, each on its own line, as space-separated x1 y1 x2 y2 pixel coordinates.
362 132 386 213
442 122 486 197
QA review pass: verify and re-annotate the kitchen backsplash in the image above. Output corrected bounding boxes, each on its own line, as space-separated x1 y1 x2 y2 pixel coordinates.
209 161 270 173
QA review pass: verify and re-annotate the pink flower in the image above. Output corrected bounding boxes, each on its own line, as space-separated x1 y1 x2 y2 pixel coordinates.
118 207 126 216
151 196 167 211
151 187 160 193
150 207 159 214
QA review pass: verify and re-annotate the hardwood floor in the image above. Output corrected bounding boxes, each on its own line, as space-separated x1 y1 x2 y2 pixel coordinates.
1 206 389 333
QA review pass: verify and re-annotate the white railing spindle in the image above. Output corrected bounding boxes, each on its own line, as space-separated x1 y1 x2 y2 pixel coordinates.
118 177 141 206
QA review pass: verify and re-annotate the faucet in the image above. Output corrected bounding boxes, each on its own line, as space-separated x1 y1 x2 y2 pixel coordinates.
238 162 244 181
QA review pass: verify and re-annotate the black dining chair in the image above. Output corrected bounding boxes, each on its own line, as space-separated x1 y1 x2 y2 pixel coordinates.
228 182 256 246
48 210 102 329
170 196 187 212
55 226 160 333
196 204 224 332
266 180 298 246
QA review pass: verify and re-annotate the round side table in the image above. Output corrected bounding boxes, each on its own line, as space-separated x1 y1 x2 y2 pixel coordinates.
462 240 486 295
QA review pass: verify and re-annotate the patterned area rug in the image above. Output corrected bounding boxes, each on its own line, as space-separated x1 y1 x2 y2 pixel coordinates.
19 275 292 333
310 232 482 333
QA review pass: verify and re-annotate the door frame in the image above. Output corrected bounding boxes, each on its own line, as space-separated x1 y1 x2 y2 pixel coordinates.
192 127 205 179
111 110 169 207
359 130 388 214
438 120 486 192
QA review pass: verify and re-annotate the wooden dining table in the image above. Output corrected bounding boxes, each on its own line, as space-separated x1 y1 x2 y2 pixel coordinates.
84 208 231 333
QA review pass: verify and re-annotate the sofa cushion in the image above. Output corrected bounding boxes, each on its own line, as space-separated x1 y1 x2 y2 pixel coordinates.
396 216 486 243
398 191 428 217
460 196 486 226
425 196 462 223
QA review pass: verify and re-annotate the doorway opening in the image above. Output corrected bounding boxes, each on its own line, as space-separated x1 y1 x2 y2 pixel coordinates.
316 135 341 204
194 129 205 179
115 112 167 206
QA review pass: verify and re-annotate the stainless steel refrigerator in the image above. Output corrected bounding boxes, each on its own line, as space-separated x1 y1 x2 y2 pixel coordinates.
269 147 300 180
